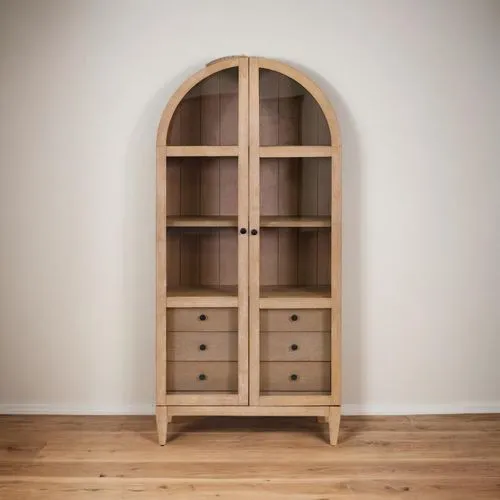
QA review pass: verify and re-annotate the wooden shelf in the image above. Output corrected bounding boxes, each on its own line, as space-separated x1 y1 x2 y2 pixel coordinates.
260 286 331 309
259 146 335 158
165 146 239 157
260 216 331 228
167 216 238 228
167 286 238 308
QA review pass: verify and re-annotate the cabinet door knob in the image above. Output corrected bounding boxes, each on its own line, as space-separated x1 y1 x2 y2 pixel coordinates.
198 373 207 381
290 314 298 322
290 374 298 381
199 344 207 351
251 229 258 235
290 344 298 351
199 314 207 321
239 228 247 234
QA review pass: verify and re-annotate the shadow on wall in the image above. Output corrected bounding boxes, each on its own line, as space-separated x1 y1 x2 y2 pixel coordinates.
291 61 365 410
122 64 200 412
122 58 364 412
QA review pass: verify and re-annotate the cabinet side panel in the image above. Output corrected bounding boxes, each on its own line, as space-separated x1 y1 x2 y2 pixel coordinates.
157 151 167 404
331 151 341 404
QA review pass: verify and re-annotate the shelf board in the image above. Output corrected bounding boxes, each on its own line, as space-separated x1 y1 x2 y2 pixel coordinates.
259 146 335 158
260 216 331 228
167 286 238 308
165 146 239 157
260 286 331 309
167 216 238 228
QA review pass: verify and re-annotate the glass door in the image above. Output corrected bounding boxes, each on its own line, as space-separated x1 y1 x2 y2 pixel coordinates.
248 58 339 407
160 57 249 406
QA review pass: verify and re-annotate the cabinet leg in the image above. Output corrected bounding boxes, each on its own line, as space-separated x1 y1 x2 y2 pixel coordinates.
317 416 328 424
328 407 341 446
156 406 168 445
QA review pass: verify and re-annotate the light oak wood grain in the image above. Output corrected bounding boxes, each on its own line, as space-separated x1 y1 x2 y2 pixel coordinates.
260 309 330 332
157 56 342 442
1 415 499 499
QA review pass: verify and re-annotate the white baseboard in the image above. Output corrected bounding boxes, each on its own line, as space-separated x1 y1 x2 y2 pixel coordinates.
0 403 499 416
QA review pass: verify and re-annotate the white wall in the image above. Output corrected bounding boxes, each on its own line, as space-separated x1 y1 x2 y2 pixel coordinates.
1 0 499 415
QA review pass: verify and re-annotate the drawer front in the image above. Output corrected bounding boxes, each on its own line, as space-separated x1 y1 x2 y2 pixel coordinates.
260 332 330 361
260 309 330 332
167 362 237 392
168 332 237 361
167 308 237 332
260 362 330 393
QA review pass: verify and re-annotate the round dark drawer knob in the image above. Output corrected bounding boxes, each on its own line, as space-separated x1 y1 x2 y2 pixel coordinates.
290 374 299 381
251 229 258 235
199 314 207 321
239 228 247 234
290 344 298 351
290 314 298 322
198 373 207 381
199 344 207 351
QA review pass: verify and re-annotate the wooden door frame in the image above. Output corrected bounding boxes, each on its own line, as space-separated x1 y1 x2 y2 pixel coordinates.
247 57 342 407
156 56 249 408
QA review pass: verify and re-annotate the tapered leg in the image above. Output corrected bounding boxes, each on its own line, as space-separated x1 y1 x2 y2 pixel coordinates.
328 406 341 445
156 406 168 445
317 416 328 424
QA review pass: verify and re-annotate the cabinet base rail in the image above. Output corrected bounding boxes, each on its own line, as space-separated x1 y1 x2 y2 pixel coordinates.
156 405 340 446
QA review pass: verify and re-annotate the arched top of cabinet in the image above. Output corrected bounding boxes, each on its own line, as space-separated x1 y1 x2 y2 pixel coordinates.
156 56 341 150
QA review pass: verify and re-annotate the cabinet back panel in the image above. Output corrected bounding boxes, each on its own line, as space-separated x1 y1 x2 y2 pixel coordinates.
167 68 238 146
166 229 238 287
260 158 331 217
167 158 238 217
259 69 330 146
260 228 331 287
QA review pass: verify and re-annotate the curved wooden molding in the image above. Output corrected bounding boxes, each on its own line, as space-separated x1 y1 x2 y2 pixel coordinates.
156 56 242 146
256 57 341 149
156 56 341 150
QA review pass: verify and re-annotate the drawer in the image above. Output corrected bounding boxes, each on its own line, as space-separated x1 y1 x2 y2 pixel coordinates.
167 362 237 392
260 362 330 393
260 309 330 332
168 332 237 361
167 308 237 332
260 332 330 361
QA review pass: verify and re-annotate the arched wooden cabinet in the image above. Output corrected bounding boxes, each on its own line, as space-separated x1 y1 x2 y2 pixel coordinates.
156 56 341 444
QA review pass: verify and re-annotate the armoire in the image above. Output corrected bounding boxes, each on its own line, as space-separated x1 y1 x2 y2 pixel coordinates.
156 56 341 445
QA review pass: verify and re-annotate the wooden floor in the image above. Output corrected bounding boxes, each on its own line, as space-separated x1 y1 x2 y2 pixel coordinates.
0 414 499 499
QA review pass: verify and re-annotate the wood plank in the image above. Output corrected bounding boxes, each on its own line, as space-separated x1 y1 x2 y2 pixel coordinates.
167 216 238 227
260 297 332 309
248 58 261 406
260 331 331 361
1 478 499 500
219 227 238 286
259 146 335 157
165 394 240 406
156 151 167 405
260 216 331 228
166 287 238 308
167 308 237 332
237 57 249 405
166 146 239 156
258 395 334 406
331 150 342 405
260 309 331 332
168 406 328 417
260 362 330 393
167 362 238 392
168 332 238 361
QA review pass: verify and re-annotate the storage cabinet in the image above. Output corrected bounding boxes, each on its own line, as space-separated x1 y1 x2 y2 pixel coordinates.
156 57 341 445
